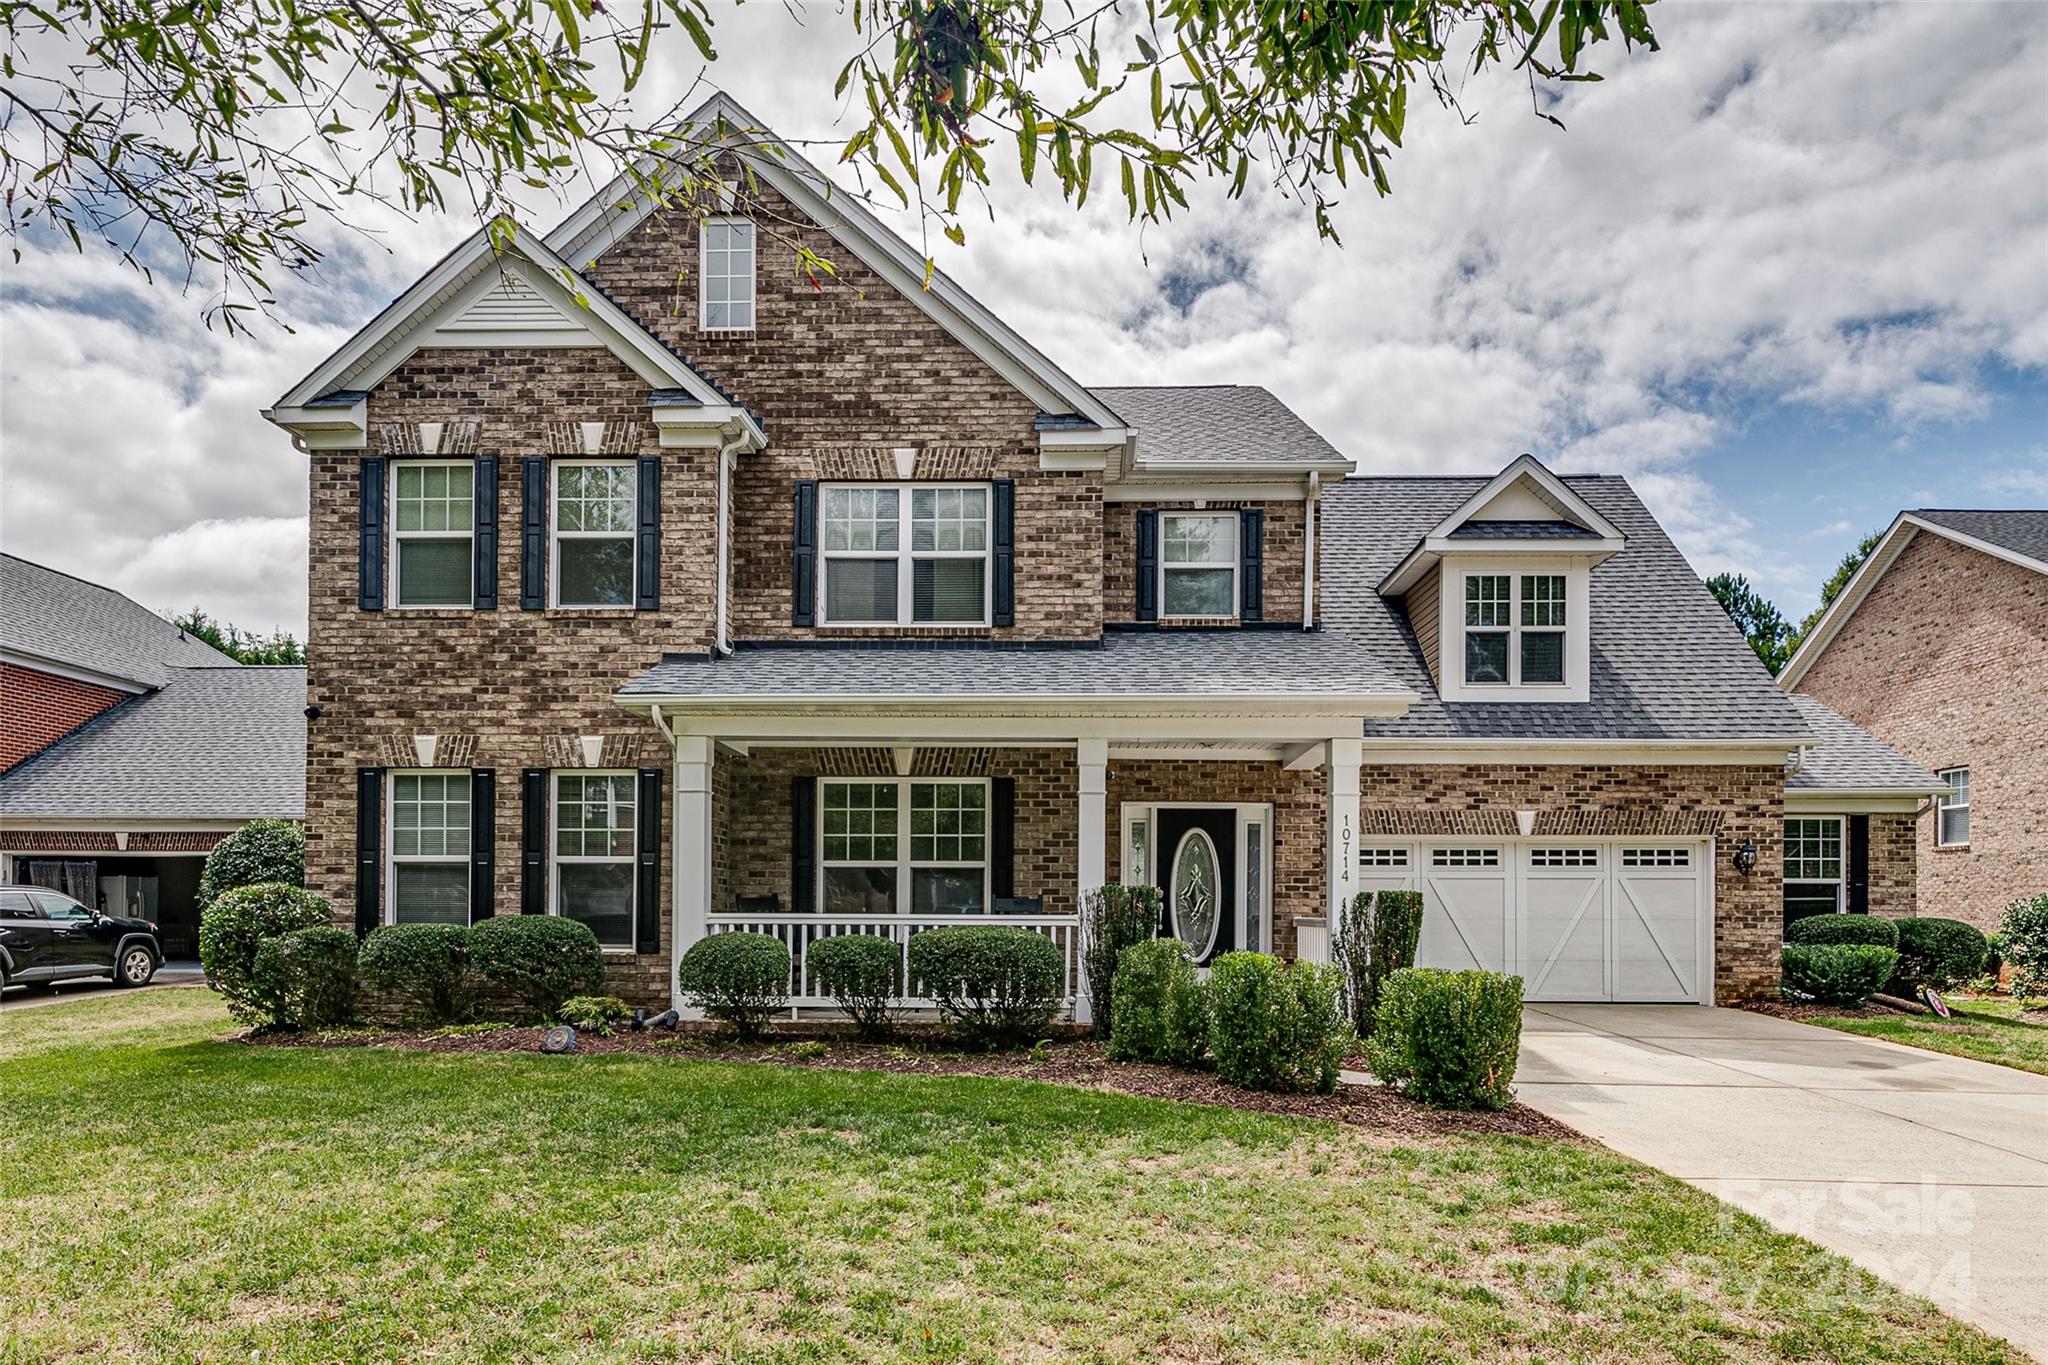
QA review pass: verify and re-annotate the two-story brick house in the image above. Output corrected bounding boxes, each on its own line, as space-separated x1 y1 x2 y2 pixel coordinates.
267 94 1918 1013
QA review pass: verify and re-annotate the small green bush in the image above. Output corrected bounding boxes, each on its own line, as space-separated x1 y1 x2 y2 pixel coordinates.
676 932 791 1039
1997 894 2048 1001
468 915 607 1021
908 925 1064 1049
808 934 900 1040
197 819 305 906
1888 918 1989 994
1367 968 1523 1110
1785 915 1899 950
1334 889 1424 1036
198 882 333 1025
1207 952 1349 1095
357 923 474 1024
1108 938 1208 1067
559 995 635 1034
1781 943 1896 1006
1081 884 1161 1033
251 926 359 1030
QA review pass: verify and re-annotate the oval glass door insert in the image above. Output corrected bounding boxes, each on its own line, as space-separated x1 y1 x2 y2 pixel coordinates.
1171 828 1221 958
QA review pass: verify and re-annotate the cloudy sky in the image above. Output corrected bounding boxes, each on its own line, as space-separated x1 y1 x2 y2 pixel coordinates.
2 1 2044 639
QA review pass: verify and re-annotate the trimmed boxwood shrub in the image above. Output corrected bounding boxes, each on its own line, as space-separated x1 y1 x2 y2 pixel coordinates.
1107 938 1208 1067
1081 885 1162 1034
468 915 606 1021
1367 968 1523 1110
1997 894 2048 1001
251 926 359 1029
1888 917 1989 994
1781 943 1896 1006
197 819 305 907
808 934 900 1040
198 883 333 1025
676 932 791 1039
559 995 635 1034
1334 889 1424 1036
908 925 1064 1049
1785 915 1899 950
1207 952 1349 1095
357 923 474 1024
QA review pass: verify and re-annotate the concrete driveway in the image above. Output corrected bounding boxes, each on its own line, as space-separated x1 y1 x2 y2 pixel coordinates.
1517 1004 2048 1361
0 962 204 1013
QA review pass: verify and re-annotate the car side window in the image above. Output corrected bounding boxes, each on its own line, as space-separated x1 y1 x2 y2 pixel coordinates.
0 890 39 920
30 893 91 921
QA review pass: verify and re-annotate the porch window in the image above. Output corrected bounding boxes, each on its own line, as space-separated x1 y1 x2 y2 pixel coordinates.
1937 768 1970 846
820 778 988 914
391 461 474 607
1161 513 1238 618
1783 816 1844 921
554 772 636 949
552 461 636 607
389 771 471 925
820 484 989 625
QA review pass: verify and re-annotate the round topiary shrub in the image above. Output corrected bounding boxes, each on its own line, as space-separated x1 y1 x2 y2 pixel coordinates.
1888 917 1989 994
1785 915 1899 950
1781 943 1896 1007
358 923 474 1025
1207 951 1349 1095
1108 937 1208 1067
1997 894 2048 1002
251 926 360 1030
1367 967 1524 1110
907 925 1064 1049
198 819 305 907
467 915 607 1021
559 995 635 1034
807 934 900 1040
198 883 333 1025
676 932 791 1040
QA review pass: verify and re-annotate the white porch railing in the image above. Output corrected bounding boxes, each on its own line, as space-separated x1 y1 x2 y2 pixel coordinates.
702 914 1082 1009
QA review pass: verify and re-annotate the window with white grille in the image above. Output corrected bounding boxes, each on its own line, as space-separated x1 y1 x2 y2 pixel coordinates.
1530 847 1599 868
1360 848 1410 868
1622 847 1691 868
1431 847 1501 868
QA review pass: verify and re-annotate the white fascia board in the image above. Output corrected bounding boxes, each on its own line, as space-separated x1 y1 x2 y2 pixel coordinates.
615 691 1417 718
1379 534 1627 597
1898 513 2048 578
1360 738 1806 766
1128 457 1357 478
652 403 766 451
262 398 368 451
1427 454 1625 543
613 706 1410 745
1784 789 1940 813
0 817 258 834
1778 516 1915 689
1104 480 1315 503
0 649 151 694
1037 425 1133 472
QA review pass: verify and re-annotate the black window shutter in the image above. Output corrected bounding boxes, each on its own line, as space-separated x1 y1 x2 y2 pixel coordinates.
636 768 661 953
521 768 548 914
1240 507 1265 621
1134 509 1160 622
358 458 386 611
635 456 661 611
790 776 817 913
355 767 383 935
473 456 499 610
991 777 1016 899
992 479 1016 627
520 457 547 610
792 480 819 626
1848 815 1870 914
470 769 496 922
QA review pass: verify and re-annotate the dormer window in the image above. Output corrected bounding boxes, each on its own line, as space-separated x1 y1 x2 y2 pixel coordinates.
1464 572 1567 686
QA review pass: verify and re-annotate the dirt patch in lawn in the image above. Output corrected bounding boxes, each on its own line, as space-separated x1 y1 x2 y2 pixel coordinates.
245 1026 1572 1140
1744 1000 1897 1023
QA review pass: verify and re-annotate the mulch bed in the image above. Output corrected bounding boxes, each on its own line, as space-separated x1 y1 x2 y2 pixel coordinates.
245 1026 1572 1140
1744 1000 1898 1023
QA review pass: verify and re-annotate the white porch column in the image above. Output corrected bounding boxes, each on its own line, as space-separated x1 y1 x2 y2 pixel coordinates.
1319 736 1363 964
671 733 715 1014
1074 736 1109 1024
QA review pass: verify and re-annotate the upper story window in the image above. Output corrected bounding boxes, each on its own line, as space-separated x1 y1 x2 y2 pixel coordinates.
389 771 471 925
1937 768 1970 846
552 461 636 608
1162 513 1238 618
701 218 756 331
392 461 474 608
554 771 636 950
821 484 988 626
1439 561 1587 702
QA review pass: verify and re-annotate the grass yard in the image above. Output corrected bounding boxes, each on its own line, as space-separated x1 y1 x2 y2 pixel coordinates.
0 989 2025 1364
1807 997 2048 1075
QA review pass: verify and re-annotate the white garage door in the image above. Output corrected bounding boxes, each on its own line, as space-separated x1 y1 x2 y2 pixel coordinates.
1356 841 1710 1003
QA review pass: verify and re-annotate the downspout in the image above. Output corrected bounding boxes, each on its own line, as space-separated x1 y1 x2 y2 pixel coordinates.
1784 744 1812 780
648 703 675 748
1302 471 1320 630
714 434 744 656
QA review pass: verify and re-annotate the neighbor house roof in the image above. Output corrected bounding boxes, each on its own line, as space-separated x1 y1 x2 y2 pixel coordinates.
0 666 306 820
0 554 233 691
1909 508 2048 566
1088 386 1355 474
1783 694 1943 795
1321 475 1812 745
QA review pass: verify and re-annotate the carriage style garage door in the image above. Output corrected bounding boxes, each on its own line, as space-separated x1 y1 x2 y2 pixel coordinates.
1356 841 1712 1003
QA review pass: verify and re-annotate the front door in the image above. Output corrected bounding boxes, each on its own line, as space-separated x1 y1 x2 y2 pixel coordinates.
1156 807 1237 966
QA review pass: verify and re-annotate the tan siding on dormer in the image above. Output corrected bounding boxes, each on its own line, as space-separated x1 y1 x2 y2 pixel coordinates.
1406 562 1442 687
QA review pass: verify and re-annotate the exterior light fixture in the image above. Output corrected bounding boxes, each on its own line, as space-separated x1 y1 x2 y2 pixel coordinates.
1734 840 1759 875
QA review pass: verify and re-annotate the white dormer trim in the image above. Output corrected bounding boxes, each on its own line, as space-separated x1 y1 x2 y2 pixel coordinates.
1379 454 1625 596
1436 557 1592 704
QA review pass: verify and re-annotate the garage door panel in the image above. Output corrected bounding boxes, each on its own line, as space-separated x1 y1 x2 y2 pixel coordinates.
1521 856 1607 1001
1612 867 1701 1002
1416 847 1511 974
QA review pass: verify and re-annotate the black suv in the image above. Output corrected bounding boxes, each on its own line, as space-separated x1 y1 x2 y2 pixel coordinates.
0 885 162 992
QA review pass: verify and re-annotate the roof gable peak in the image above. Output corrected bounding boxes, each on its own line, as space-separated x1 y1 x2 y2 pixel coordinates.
1376 455 1627 595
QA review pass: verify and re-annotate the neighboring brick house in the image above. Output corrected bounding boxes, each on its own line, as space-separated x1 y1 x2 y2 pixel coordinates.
0 555 306 957
1781 510 2048 930
264 93 1914 1012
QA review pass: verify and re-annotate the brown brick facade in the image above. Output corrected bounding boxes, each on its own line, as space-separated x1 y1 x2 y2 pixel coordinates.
1 662 127 771
1867 812 1920 918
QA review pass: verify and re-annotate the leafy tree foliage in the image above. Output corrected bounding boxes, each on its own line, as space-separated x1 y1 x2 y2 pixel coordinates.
1792 529 1884 650
169 609 305 665
1707 571 1792 675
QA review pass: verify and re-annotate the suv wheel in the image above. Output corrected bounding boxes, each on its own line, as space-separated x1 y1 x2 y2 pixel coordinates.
116 945 158 988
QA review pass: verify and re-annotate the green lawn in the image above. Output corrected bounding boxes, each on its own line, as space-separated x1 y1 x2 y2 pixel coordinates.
1808 998 2048 1075
0 990 2023 1364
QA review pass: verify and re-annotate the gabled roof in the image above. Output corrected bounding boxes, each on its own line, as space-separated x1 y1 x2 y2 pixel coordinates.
1784 694 1943 795
1780 508 2048 689
1377 454 1626 595
0 554 233 691
1087 386 1354 476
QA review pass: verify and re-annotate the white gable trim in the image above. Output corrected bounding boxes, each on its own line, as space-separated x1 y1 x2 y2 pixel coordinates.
1378 455 1627 595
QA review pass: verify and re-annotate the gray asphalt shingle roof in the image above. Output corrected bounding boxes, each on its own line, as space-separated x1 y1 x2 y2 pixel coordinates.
619 630 1411 702
1784 694 1942 793
1322 475 1813 742
1911 509 2048 567
1446 520 1603 540
1 554 233 688
1089 386 1350 466
0 666 306 819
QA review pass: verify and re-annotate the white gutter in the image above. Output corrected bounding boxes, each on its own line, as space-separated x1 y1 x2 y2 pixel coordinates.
647 703 674 747
1784 744 1812 780
615 690 1420 718
1303 471 1319 629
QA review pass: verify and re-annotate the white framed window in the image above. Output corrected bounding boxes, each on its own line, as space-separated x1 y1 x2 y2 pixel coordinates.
1530 847 1599 868
819 484 989 626
388 771 471 925
1161 513 1239 618
1440 559 1588 702
391 461 474 608
552 771 636 950
1937 768 1970 846
1783 816 1844 919
820 778 989 915
1622 847 1691 868
1431 847 1501 868
700 217 756 331
552 460 636 608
